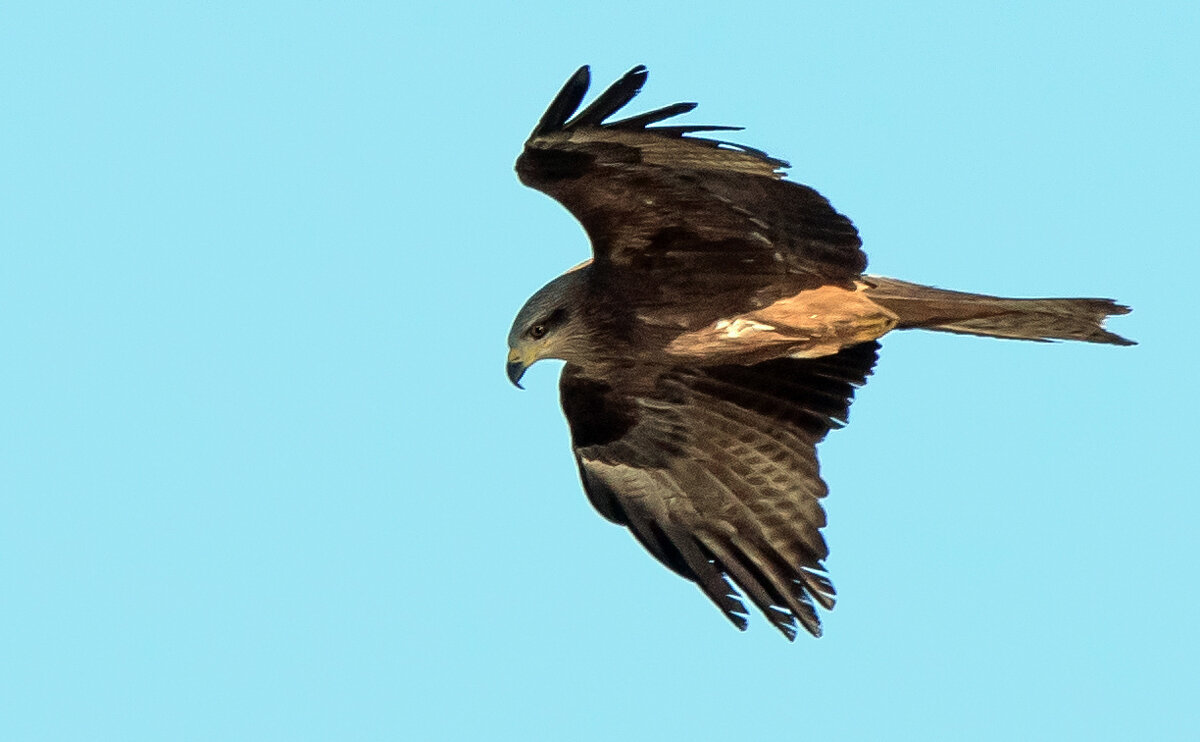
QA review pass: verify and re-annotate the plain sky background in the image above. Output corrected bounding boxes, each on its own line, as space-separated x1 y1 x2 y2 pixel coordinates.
2 2 1197 740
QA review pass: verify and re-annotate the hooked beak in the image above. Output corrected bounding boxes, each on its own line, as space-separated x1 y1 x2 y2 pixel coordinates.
506 349 528 389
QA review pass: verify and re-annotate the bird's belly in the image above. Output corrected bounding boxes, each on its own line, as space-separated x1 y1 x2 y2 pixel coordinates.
662 282 898 363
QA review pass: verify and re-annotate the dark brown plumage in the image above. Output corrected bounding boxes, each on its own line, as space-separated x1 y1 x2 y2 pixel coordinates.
507 65 1132 640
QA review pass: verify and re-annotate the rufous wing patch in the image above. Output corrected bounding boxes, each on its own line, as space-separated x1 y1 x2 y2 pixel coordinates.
665 282 898 362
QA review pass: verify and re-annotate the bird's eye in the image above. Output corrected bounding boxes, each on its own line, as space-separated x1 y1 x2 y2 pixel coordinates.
529 324 548 340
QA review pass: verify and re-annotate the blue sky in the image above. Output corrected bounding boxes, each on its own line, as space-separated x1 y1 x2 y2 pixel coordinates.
2 2 1197 740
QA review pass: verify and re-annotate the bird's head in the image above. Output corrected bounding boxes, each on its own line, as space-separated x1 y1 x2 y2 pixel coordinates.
506 268 589 388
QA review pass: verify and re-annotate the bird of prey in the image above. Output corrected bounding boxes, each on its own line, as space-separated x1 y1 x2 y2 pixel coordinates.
506 65 1132 640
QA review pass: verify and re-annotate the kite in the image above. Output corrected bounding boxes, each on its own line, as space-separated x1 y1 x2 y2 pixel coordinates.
506 65 1132 639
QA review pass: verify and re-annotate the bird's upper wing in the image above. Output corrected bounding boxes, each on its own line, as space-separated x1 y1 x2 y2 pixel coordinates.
559 341 879 639
516 66 866 291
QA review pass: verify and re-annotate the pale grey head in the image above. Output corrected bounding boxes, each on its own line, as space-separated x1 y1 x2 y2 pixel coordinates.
506 267 590 388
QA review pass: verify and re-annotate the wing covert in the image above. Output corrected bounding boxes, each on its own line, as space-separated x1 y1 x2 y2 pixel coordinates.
516 66 867 290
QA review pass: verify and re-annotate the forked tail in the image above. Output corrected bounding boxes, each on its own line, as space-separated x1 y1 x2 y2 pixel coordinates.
863 276 1134 346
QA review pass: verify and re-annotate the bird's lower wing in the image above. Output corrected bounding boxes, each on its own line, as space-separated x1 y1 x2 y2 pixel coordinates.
558 342 879 639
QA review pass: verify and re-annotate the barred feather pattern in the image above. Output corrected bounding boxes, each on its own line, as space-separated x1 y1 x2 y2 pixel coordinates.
561 342 878 639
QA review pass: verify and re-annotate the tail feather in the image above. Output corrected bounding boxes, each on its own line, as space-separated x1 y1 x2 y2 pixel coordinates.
864 276 1134 346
